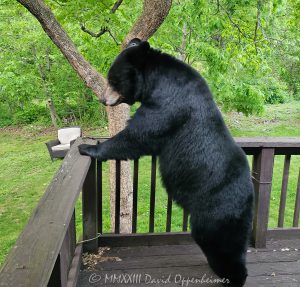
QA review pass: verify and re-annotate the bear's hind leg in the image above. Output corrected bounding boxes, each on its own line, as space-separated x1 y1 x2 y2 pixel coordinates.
191 219 248 287
204 248 247 287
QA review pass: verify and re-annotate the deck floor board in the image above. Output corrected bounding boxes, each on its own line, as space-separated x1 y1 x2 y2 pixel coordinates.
77 239 300 287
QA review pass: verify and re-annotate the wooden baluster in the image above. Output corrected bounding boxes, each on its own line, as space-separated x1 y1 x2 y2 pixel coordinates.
166 194 172 232
149 156 157 232
132 159 139 233
182 210 188 232
115 160 121 234
252 148 275 248
293 169 300 227
97 160 103 234
278 155 291 227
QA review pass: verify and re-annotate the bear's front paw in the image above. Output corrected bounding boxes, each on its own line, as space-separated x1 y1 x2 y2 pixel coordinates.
78 144 98 158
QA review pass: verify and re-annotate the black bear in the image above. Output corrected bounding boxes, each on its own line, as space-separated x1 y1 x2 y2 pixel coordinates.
79 38 254 287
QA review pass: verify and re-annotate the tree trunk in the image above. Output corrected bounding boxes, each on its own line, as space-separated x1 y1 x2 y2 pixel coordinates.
254 0 263 54
122 0 172 46
47 98 60 128
32 45 61 128
107 104 132 232
17 0 172 234
179 22 187 62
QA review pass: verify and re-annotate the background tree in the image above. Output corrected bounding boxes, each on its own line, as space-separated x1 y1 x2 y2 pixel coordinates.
14 0 171 232
1 0 299 126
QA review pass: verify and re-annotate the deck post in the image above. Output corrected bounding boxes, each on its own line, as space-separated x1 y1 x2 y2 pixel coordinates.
82 158 98 253
252 148 275 248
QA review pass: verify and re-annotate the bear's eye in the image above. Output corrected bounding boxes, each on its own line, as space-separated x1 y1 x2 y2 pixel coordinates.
126 41 139 49
128 42 137 47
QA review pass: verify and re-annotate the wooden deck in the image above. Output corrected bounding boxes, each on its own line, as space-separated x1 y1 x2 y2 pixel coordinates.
77 239 300 287
1 138 299 287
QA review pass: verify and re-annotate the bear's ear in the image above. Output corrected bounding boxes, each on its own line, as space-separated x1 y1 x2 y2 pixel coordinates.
124 38 150 68
139 41 150 51
126 38 142 49
125 38 150 51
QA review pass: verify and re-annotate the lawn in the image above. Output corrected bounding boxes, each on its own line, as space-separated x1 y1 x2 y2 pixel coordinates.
0 102 299 266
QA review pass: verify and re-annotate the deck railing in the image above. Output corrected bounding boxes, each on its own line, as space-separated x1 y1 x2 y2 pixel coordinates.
238 138 300 247
94 137 300 249
0 137 299 287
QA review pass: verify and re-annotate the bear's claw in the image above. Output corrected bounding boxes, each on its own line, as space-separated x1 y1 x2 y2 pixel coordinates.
78 144 95 157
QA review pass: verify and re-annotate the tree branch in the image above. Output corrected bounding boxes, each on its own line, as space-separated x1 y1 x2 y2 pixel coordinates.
31 45 46 81
111 0 124 13
107 29 121 45
17 0 106 98
213 0 220 15
80 0 124 40
220 4 247 39
80 24 108 37
254 0 263 54
50 0 65 6
80 24 120 45
122 0 172 47
106 0 173 136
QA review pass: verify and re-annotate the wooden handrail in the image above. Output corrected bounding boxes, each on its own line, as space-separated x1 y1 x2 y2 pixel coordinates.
235 137 300 148
0 138 94 287
235 137 300 155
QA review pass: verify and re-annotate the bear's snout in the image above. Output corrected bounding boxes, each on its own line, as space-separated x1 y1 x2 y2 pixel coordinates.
101 82 122 106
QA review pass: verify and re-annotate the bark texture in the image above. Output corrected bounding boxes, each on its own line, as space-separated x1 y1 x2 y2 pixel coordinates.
122 0 172 47
107 104 132 233
47 98 61 128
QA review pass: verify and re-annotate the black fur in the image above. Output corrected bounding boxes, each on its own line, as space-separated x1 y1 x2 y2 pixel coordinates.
79 39 254 286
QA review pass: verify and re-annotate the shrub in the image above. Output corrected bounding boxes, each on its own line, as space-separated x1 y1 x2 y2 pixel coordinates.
13 104 49 125
232 84 264 116
264 80 289 104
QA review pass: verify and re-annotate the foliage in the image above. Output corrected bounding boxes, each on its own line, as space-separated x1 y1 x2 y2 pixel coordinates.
13 104 49 125
153 0 299 114
0 0 299 127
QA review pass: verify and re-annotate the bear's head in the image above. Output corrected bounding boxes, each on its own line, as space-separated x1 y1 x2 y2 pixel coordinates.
101 38 150 106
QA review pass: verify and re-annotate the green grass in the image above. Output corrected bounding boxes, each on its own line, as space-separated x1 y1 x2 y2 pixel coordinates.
0 131 61 265
0 101 300 266
224 102 300 137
